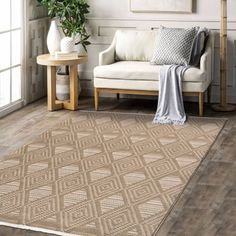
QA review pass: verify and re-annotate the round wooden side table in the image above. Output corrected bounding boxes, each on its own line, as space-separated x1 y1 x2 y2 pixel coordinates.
37 54 88 111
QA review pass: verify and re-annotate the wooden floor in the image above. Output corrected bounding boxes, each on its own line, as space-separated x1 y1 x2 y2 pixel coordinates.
0 97 236 236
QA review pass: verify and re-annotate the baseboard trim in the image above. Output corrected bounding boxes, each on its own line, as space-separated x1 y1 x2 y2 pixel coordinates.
0 100 25 118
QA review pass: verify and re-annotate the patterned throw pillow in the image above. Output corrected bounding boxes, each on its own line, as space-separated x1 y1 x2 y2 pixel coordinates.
150 26 197 66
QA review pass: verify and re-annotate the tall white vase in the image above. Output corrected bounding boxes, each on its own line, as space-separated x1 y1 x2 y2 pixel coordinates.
47 20 61 55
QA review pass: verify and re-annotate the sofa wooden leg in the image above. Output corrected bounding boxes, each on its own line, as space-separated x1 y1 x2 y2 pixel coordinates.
117 93 120 100
94 88 99 111
207 85 212 104
199 92 204 116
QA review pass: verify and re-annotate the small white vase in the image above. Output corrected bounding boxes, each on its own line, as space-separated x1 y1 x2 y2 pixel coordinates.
60 37 76 53
47 20 61 55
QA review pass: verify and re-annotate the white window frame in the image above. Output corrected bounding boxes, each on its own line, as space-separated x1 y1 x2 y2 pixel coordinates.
0 0 26 118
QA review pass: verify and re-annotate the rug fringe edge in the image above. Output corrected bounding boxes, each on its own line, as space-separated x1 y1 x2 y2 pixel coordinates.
0 221 83 236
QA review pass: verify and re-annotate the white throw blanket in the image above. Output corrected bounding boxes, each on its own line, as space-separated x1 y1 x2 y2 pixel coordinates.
153 28 209 125
153 65 188 125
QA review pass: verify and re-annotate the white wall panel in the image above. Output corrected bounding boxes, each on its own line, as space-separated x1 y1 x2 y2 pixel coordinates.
25 0 49 103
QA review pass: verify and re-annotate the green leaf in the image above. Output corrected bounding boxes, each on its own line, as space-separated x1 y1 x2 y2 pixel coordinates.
37 0 91 51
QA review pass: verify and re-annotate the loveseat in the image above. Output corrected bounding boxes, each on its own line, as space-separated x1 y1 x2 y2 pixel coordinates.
93 30 214 116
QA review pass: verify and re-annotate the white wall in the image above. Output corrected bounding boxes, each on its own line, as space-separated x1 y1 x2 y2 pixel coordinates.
80 0 236 103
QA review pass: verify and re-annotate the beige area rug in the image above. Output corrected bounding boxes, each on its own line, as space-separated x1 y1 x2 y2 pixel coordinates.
0 112 226 236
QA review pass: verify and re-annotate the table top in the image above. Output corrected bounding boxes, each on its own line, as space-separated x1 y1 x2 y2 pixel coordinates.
37 54 88 66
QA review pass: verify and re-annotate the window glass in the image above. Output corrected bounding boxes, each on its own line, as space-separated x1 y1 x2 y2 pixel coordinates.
12 66 21 102
12 30 21 66
0 70 11 107
0 2 10 32
0 33 11 70
11 0 22 29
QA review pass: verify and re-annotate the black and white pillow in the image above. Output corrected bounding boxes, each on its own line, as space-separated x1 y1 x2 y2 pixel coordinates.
150 26 197 66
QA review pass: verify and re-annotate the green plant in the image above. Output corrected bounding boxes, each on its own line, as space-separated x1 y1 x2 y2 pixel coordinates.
37 0 91 51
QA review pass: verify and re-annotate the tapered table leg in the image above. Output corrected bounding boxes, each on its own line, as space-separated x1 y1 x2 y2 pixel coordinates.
63 65 78 110
47 66 63 111
70 64 78 110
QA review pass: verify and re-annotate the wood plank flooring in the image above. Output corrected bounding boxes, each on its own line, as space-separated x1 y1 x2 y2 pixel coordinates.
0 97 235 236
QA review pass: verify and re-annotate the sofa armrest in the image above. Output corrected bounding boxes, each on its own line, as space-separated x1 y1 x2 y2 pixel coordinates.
99 37 116 66
200 46 212 85
200 47 211 70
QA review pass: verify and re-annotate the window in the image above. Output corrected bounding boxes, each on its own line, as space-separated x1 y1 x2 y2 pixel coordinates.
0 0 23 114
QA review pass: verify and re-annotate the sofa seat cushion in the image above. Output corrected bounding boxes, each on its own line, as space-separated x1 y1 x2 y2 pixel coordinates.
94 61 206 82
94 78 211 93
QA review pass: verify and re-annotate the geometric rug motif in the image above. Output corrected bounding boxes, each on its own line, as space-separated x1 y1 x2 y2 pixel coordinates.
0 112 226 236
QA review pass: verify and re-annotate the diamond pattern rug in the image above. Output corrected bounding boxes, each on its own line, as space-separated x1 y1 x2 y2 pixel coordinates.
0 112 225 236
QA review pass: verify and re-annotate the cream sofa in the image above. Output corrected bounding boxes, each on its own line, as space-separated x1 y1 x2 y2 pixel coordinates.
93 30 214 116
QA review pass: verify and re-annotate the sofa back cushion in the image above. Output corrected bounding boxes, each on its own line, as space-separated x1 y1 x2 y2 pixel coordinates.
115 30 157 61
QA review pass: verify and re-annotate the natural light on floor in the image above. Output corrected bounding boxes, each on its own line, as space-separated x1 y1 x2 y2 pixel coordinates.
0 0 22 108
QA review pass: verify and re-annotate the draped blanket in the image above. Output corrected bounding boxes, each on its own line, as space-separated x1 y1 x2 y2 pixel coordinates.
153 65 189 125
153 28 209 125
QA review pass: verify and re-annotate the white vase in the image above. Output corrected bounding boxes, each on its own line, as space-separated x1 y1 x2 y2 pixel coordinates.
47 20 61 55
60 37 76 53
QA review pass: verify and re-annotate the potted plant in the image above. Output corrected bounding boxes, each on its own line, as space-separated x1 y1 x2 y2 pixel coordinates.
37 0 90 100
38 0 91 54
